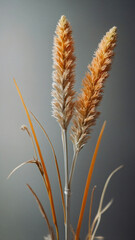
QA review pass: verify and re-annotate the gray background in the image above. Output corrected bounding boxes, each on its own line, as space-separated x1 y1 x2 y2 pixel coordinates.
0 0 134 239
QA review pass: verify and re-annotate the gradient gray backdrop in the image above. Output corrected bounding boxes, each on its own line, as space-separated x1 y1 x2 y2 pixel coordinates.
0 0 135 240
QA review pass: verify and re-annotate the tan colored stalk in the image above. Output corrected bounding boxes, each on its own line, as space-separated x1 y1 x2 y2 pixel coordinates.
52 15 76 240
70 27 117 152
61 128 71 240
52 15 76 130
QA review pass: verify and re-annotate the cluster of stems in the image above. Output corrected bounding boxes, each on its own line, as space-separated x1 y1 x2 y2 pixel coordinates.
11 15 118 240
52 15 117 240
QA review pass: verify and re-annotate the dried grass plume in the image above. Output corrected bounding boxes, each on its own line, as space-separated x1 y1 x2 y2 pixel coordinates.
11 16 120 240
52 15 76 130
70 27 117 152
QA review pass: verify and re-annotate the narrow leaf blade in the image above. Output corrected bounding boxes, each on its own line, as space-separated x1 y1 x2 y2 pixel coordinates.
75 121 106 240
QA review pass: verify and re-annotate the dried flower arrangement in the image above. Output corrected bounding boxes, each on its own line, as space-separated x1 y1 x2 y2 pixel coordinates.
9 16 122 240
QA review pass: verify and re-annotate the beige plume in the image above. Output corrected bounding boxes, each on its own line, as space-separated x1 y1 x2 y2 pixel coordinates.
70 26 117 152
52 15 76 130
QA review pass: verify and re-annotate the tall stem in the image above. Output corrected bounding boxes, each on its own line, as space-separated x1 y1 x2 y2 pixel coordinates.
61 128 70 240
69 149 79 188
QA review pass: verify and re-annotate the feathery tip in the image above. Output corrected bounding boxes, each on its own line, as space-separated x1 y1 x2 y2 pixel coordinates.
59 15 67 26
109 26 117 36
111 26 117 32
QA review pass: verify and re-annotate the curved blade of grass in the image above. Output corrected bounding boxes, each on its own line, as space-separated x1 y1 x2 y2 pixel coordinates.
91 165 123 236
98 165 123 214
27 184 54 237
7 159 36 179
7 157 49 192
75 121 106 240
13 78 59 240
91 199 113 233
30 111 66 223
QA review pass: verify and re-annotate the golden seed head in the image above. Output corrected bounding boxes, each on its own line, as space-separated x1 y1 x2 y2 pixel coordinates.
52 16 76 130
70 26 117 151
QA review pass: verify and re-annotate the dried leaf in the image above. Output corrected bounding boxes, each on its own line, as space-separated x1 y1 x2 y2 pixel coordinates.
7 160 36 179
27 184 54 237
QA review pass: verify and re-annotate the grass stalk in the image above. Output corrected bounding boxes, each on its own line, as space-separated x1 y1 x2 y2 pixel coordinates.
69 149 79 188
61 129 70 240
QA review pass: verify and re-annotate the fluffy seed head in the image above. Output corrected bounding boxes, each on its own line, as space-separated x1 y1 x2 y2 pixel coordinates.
52 15 76 130
70 26 117 152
